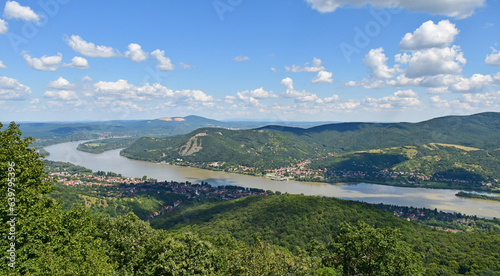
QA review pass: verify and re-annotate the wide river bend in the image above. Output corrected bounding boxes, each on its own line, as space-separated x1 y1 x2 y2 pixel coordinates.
45 141 500 219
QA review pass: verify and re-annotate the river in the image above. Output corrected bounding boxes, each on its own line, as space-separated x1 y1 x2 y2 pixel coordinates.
44 141 500 219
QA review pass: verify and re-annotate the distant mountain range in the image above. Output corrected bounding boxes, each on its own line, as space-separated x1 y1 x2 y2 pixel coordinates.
14 115 337 145
121 112 500 189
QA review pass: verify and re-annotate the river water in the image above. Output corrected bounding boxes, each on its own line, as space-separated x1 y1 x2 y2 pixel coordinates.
44 141 500 219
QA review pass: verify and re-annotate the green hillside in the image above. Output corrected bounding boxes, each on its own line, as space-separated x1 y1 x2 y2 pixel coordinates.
121 127 320 169
121 112 500 189
151 194 500 275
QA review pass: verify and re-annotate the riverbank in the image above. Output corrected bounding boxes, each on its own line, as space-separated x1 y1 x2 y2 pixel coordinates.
456 191 500 202
44 141 500 219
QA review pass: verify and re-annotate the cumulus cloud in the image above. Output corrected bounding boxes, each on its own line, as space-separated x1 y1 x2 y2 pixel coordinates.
280 77 323 103
65 35 119 58
0 61 6 68
0 19 7 34
43 90 79 101
280 77 294 90
77 76 93 82
285 57 325 72
91 79 215 108
349 72 500 93
22 52 62 71
248 87 278 98
485 48 500 66
63 56 90 69
304 0 484 19
237 91 261 107
233 55 249 62
400 20 459 50
364 48 395 79
47 77 74 89
224 95 236 104
125 43 148 62
311 70 334 83
461 91 500 107
404 46 466 78
0 75 31 100
151 49 175 71
364 89 421 109
3 1 40 22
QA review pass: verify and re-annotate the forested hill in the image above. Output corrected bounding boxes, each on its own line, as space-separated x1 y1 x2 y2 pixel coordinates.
121 112 500 170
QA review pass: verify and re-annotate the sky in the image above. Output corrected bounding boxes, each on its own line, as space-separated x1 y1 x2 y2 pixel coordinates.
1 0 500 122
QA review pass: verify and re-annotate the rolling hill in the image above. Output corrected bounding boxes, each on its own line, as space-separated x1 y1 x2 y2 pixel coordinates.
121 112 500 189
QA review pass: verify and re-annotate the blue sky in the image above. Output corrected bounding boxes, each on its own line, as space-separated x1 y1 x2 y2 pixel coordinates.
1 0 500 122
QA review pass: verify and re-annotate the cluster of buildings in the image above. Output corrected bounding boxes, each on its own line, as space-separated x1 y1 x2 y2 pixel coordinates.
116 181 269 219
48 171 144 186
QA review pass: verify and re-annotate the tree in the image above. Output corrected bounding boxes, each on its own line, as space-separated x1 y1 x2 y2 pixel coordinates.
325 221 424 276
0 122 114 274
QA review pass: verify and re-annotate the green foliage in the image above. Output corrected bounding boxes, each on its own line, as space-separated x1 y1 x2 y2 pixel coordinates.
1 122 114 274
325 221 424 275
152 194 500 274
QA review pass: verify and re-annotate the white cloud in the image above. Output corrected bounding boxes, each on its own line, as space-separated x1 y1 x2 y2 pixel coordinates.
43 90 79 101
311 70 334 83
176 89 214 103
248 87 278 98
280 77 323 103
450 74 495 92
0 75 31 100
91 79 215 108
65 35 119 58
63 56 90 69
430 96 451 108
457 91 500 109
30 98 39 104
233 55 249 62
304 0 484 19
271 67 279 73
348 72 500 93
179 62 195 69
94 79 136 98
324 94 340 102
125 43 148 62
280 77 294 90
400 20 459 50
0 61 6 68
237 91 261 107
485 48 500 66
404 46 466 78
426 87 451 94
364 89 421 109
113 101 143 111
47 77 74 89
224 95 236 104
364 48 395 78
77 76 93 82
151 49 175 71
136 83 174 98
22 52 62 71
3 1 40 22
0 19 7 34
285 57 325 72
